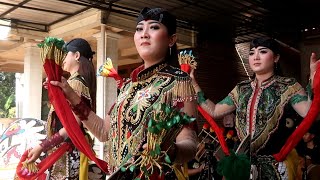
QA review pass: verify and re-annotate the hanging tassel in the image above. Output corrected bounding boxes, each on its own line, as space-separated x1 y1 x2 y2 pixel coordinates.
178 50 197 74
171 76 196 104
217 151 250 180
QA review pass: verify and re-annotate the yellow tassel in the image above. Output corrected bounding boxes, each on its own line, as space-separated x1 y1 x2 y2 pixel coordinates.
171 76 196 104
178 50 197 69
22 161 38 173
39 44 66 66
172 163 188 180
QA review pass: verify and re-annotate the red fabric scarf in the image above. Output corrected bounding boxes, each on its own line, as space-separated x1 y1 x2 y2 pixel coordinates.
198 106 230 156
273 65 320 162
43 60 109 171
17 59 109 179
16 143 71 180
180 63 230 156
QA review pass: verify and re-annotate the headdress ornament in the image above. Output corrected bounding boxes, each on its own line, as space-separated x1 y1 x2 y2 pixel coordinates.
137 7 176 35
250 37 280 55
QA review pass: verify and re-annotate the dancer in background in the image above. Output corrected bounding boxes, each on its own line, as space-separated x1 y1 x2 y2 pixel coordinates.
191 37 320 179
27 38 103 179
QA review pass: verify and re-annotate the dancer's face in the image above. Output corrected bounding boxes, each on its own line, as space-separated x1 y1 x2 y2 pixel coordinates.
248 46 279 75
63 51 79 73
134 20 176 63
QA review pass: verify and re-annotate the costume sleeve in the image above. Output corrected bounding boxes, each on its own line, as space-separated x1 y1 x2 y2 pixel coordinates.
199 85 237 119
306 80 313 100
82 112 109 142
68 77 92 104
219 85 238 107
288 82 308 105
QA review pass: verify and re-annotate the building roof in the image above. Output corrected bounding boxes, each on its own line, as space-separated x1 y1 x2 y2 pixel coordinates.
0 0 319 72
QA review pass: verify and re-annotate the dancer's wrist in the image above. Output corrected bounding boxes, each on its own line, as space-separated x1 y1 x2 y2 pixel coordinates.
71 96 91 121
69 92 81 106
40 132 64 152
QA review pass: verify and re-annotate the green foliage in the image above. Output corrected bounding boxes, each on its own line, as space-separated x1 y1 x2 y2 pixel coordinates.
37 36 65 50
0 72 16 118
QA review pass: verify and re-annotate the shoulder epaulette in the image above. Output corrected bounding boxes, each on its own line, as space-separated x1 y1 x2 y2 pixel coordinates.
159 65 189 78
160 65 196 103
237 79 252 86
275 76 297 85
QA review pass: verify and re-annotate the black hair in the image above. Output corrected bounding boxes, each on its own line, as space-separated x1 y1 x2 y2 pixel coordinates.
64 38 96 60
137 7 176 35
308 121 320 136
137 7 179 68
250 37 282 76
250 37 280 55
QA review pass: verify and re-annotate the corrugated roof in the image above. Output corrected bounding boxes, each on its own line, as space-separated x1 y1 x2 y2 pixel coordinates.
0 0 319 72
1 0 320 42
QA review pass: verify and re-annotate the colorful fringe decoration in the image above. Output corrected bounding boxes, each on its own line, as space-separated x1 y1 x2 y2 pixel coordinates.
178 50 197 74
178 50 230 155
273 64 320 162
97 57 123 88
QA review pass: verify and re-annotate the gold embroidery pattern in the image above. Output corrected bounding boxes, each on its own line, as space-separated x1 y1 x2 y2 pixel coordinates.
107 62 196 172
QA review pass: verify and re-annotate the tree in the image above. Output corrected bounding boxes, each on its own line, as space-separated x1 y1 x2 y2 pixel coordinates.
0 72 16 118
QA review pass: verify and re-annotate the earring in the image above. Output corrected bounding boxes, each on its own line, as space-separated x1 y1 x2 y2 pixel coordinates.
75 58 79 63
169 47 172 56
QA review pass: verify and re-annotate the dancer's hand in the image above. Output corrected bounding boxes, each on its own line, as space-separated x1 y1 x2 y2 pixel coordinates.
27 145 43 163
199 163 205 172
43 78 48 89
190 69 200 92
310 53 320 85
50 77 80 105
190 69 196 83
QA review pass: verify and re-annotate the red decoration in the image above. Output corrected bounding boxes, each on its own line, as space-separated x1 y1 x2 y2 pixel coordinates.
273 64 320 162
17 143 71 180
202 123 210 130
180 64 191 74
127 131 131 139
44 61 109 172
227 130 234 137
198 106 230 156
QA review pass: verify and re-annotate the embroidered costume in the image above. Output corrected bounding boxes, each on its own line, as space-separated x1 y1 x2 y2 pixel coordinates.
106 61 196 176
221 75 305 179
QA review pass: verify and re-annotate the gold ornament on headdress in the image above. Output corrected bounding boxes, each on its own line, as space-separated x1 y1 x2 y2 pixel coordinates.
178 50 197 69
